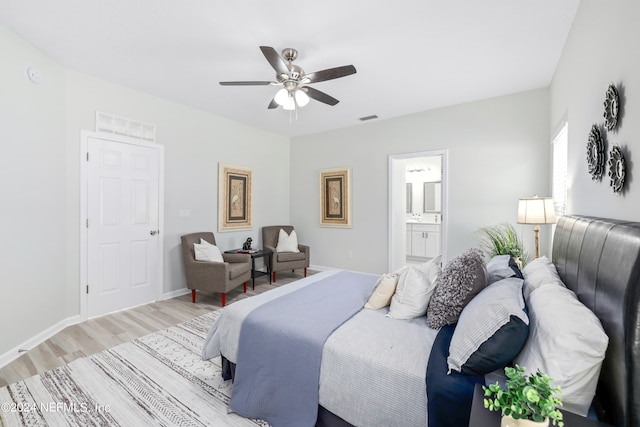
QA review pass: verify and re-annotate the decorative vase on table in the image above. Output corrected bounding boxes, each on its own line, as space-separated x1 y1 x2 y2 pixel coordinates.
501 414 549 427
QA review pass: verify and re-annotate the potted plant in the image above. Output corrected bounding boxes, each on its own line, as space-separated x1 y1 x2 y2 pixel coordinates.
478 223 531 267
483 365 564 427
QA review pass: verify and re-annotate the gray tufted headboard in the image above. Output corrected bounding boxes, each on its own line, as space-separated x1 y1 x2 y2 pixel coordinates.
552 215 640 427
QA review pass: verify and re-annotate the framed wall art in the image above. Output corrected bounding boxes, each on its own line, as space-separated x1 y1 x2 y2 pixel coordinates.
218 163 252 231
319 167 352 228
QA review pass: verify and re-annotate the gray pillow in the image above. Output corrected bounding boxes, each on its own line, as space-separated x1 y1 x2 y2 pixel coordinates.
426 248 488 329
486 254 522 284
487 255 515 284
447 277 529 375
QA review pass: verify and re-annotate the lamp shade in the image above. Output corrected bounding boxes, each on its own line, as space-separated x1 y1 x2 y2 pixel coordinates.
517 196 556 225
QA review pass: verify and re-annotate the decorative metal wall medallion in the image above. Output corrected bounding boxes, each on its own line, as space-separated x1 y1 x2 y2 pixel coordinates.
603 83 620 131
608 145 626 193
586 124 605 180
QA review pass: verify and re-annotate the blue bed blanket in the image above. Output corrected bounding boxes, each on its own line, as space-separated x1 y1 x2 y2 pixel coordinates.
228 270 378 427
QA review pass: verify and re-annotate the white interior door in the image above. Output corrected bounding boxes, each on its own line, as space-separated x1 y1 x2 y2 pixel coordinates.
86 136 160 318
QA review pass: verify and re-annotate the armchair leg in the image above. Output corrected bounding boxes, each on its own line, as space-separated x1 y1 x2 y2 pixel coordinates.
221 293 226 307
304 267 307 277
273 271 277 282
191 289 196 303
244 281 247 293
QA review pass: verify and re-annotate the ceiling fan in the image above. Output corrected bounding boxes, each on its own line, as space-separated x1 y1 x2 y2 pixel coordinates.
219 46 357 110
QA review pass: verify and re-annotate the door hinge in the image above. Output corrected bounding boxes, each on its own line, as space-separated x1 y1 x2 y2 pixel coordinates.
86 152 89 161
86 285 89 294
86 219 89 228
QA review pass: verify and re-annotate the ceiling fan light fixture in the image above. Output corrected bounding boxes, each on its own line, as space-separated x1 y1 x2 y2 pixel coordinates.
294 89 310 107
282 94 296 111
274 88 289 106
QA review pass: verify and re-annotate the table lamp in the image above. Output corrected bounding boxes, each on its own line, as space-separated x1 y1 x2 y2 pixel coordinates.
517 195 556 258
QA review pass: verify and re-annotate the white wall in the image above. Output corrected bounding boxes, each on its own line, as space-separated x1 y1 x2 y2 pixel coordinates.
0 25 290 362
0 26 68 360
290 88 551 274
550 0 640 219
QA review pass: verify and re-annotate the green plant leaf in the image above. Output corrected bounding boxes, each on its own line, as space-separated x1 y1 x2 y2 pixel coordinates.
476 223 532 265
481 364 563 422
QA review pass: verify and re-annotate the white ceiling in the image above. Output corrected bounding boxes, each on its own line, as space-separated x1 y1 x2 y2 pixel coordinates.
0 0 580 138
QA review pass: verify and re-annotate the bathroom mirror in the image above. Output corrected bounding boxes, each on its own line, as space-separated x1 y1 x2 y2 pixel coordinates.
423 182 441 212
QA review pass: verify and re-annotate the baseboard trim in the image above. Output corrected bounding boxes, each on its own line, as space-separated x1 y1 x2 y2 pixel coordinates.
0 314 81 369
309 264 330 272
159 287 191 301
1 288 192 369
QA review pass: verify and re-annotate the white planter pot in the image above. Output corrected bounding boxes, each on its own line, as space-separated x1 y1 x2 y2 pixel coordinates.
501 414 549 427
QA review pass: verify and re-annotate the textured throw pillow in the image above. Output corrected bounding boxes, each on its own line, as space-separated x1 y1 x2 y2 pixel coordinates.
276 229 300 253
447 277 529 375
364 274 400 309
521 255 564 299
387 267 437 320
194 239 224 262
486 255 522 284
515 282 609 416
426 248 488 329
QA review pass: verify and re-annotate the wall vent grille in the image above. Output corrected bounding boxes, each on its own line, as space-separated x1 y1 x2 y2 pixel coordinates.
95 111 156 142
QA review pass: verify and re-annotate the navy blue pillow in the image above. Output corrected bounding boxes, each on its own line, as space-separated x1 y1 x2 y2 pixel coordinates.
459 315 528 376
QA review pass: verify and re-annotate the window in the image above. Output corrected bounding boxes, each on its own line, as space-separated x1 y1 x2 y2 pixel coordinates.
552 122 568 217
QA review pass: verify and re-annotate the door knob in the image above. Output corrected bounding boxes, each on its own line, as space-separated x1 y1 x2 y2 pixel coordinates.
150 230 159 235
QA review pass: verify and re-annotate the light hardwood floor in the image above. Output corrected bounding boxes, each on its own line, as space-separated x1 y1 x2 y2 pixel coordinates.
0 270 312 388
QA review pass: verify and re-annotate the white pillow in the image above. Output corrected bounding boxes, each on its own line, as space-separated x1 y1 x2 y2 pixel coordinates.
514 282 609 416
419 255 442 283
387 267 437 320
364 274 400 309
522 255 564 299
200 238 215 246
194 239 224 262
276 229 300 253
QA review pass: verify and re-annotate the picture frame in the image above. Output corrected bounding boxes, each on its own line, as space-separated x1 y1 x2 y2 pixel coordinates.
218 163 252 231
319 167 352 228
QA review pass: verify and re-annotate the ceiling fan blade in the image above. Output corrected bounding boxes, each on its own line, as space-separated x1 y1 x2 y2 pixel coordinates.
268 98 279 109
219 81 275 86
260 46 289 75
302 86 339 106
304 65 356 84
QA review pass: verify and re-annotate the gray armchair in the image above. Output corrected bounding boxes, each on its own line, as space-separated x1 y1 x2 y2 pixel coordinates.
180 232 251 306
262 225 310 282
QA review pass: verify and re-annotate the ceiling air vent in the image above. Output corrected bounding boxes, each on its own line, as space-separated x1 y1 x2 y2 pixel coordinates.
359 115 379 121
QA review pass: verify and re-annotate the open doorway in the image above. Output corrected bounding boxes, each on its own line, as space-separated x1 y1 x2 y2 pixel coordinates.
388 150 448 272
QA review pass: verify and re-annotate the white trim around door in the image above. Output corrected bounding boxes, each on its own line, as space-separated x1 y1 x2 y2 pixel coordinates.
80 130 165 320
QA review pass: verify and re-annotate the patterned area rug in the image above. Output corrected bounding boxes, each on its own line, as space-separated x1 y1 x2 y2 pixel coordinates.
0 311 267 427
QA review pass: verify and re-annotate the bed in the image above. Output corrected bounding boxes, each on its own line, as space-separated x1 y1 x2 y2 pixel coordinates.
201 215 640 427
